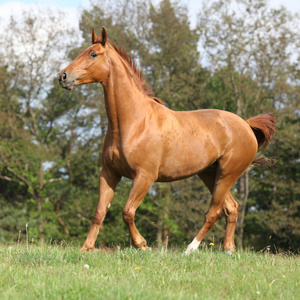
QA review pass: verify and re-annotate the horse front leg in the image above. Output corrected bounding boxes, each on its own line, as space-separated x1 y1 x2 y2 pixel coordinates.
81 168 121 252
122 172 154 251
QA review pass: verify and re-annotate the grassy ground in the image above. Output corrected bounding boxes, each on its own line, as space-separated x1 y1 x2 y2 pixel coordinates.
0 243 299 300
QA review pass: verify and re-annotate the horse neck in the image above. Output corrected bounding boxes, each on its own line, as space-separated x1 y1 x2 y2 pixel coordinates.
102 50 149 135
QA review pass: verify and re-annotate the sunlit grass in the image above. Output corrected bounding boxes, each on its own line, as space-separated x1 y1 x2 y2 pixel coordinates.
0 243 299 299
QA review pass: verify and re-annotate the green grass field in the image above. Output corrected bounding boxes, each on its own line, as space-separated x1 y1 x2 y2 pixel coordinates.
0 243 299 299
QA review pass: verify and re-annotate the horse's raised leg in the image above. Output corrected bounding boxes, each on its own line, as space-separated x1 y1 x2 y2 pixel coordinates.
185 167 241 254
81 168 121 252
122 173 153 250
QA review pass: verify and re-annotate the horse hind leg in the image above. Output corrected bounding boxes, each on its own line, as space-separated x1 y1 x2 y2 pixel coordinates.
185 163 241 254
184 167 216 254
223 193 239 253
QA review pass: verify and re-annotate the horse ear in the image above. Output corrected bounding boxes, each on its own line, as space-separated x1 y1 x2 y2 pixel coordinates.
92 28 98 44
99 26 107 46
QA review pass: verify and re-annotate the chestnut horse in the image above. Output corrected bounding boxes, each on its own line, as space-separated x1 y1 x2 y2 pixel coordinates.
59 27 276 254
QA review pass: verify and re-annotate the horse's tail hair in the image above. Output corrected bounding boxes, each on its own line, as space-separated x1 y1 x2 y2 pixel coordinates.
246 113 276 166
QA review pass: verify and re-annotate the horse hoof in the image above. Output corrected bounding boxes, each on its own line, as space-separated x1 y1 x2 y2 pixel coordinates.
81 245 95 252
224 249 234 255
185 238 200 255
140 245 150 252
184 247 196 255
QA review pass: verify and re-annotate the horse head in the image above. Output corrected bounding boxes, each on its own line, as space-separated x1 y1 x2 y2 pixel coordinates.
59 27 109 90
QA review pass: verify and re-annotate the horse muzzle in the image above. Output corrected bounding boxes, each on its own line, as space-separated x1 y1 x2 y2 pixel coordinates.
58 71 75 90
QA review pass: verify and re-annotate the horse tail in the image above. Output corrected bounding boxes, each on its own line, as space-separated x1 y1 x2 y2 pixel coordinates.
246 113 276 166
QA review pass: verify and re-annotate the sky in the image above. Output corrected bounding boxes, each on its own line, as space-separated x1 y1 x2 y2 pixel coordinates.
0 0 300 30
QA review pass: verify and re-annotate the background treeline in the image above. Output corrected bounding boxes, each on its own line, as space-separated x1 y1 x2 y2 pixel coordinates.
0 0 299 252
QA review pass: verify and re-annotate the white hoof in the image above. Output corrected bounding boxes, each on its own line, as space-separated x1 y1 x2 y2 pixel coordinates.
224 249 234 255
185 238 200 255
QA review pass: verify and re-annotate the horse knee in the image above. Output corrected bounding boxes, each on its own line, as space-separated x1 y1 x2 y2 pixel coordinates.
205 208 222 226
93 211 106 225
122 209 135 224
223 201 239 223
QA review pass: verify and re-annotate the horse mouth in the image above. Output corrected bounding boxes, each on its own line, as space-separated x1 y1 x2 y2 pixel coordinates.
58 70 77 90
62 84 74 90
58 79 75 90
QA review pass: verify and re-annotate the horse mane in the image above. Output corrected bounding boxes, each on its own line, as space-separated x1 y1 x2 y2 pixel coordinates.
107 41 165 105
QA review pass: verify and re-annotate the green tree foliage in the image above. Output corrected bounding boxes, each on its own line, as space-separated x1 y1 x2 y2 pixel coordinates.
0 10 98 242
142 0 201 110
245 70 300 252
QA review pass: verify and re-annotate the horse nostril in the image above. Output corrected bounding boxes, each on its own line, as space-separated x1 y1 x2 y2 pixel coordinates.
59 72 67 82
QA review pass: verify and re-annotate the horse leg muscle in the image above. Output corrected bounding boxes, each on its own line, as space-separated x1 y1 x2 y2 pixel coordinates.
122 172 153 251
81 168 121 252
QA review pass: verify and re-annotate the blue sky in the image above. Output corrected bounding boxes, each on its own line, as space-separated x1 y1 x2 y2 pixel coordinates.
0 0 299 10
0 0 299 29
0 0 299 15
0 0 85 7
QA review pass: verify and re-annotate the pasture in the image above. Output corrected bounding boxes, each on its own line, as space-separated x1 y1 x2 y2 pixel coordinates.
1 243 299 299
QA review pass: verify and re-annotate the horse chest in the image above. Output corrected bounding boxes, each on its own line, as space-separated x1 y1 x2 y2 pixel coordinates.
105 146 135 179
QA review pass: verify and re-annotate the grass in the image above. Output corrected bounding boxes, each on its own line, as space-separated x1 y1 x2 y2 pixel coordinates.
0 243 299 300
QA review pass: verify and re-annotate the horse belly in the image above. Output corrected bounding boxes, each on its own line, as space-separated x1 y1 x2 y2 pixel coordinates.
157 140 219 182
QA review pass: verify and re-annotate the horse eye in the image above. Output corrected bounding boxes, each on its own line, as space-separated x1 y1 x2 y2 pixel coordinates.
90 52 97 58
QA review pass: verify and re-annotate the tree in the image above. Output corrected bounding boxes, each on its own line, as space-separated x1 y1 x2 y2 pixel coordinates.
245 69 300 252
0 9 86 241
0 65 29 242
142 0 201 110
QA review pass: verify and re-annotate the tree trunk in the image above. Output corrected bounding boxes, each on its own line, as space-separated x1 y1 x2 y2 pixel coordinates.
236 172 249 249
163 190 170 249
156 214 163 248
156 183 171 249
35 194 45 244
235 90 248 249
37 160 45 244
